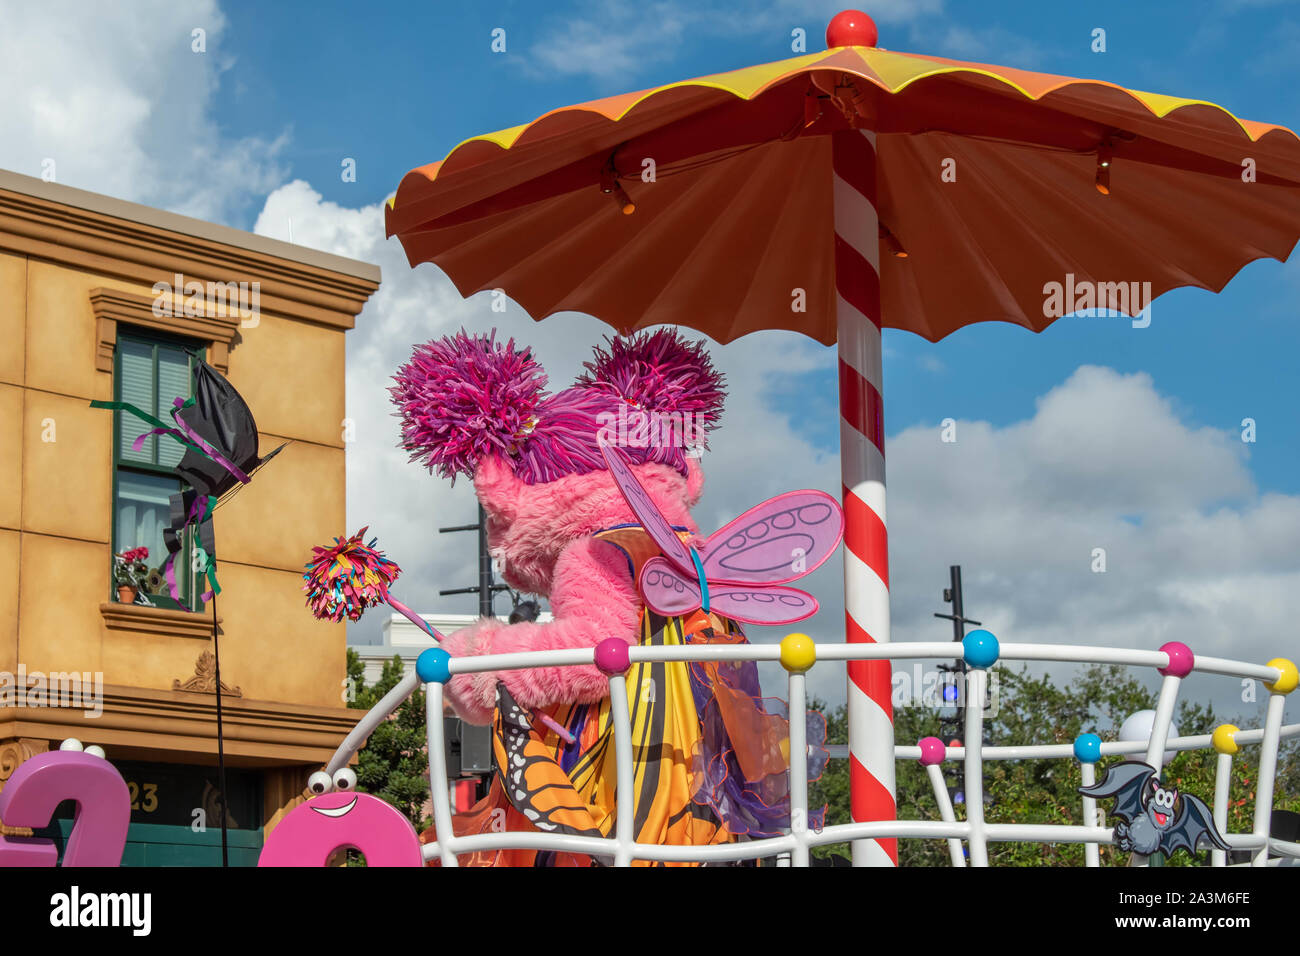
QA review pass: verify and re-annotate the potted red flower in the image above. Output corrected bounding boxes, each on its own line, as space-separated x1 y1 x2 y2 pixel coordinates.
113 547 152 605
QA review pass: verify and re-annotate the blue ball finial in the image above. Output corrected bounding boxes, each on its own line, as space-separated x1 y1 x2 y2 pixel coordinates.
962 629 999 669
1073 732 1103 764
416 647 452 684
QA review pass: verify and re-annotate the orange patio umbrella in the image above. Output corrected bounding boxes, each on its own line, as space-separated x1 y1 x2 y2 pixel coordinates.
385 9 1300 866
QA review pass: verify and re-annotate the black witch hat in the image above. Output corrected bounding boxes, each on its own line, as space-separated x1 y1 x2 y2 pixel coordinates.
164 360 287 598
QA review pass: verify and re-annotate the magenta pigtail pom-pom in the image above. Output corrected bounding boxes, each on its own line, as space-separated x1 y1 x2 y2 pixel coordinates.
391 327 728 484
579 329 726 438
302 527 402 623
391 330 547 481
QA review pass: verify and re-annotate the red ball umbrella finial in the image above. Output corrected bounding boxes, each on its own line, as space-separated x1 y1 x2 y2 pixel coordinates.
827 9 878 48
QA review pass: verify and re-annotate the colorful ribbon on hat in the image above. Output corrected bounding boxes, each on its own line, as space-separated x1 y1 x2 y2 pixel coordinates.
91 399 238 607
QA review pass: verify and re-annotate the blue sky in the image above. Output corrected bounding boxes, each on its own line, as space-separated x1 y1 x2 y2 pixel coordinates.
3 0 1298 720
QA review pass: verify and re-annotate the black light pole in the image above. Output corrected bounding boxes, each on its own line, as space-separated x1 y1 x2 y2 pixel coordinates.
934 565 982 726
438 504 522 802
935 565 979 643
933 565 981 806
439 504 510 617
477 505 493 618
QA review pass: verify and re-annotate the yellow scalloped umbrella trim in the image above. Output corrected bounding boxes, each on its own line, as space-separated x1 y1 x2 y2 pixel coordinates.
390 46 1298 211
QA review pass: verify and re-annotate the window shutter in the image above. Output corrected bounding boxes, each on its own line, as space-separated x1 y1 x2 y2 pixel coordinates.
118 339 154 463
156 346 193 468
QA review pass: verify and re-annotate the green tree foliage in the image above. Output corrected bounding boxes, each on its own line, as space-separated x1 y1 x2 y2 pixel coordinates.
346 649 432 833
810 664 1298 866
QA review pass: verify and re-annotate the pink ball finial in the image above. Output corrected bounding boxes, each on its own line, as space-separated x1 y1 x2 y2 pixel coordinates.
918 736 946 767
594 637 631 676
826 9 878 48
1158 641 1195 678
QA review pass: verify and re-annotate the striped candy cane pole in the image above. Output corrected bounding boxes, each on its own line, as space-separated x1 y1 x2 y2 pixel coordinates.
834 127 897 867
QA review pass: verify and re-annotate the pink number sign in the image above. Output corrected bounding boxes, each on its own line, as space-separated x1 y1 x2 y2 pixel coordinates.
0 751 130 867
258 792 423 867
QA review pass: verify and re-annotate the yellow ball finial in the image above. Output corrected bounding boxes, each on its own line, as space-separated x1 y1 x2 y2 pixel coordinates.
780 633 817 673
1264 658 1298 695
1211 724 1240 755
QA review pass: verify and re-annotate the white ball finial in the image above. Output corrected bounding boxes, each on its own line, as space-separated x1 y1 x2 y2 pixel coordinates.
1119 710 1179 765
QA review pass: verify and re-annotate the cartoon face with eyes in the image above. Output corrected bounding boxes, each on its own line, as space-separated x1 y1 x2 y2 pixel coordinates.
1147 780 1179 830
303 767 360 818
258 767 423 867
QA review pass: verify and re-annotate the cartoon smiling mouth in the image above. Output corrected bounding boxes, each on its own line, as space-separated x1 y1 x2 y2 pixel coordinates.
1154 811 1168 826
311 796 358 818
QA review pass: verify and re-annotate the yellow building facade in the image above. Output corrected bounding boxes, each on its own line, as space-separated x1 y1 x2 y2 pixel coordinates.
0 170 380 864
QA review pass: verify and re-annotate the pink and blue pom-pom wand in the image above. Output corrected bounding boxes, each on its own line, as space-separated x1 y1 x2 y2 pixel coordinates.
302 528 575 744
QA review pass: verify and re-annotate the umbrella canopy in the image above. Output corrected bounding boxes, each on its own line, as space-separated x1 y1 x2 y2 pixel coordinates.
387 25 1300 344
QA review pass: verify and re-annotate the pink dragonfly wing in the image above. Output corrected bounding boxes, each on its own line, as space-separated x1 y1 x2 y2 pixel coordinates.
640 557 700 616
699 490 843 585
598 438 695 572
639 557 820 625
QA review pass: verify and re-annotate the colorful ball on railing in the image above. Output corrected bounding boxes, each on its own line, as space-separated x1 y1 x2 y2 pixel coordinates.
1158 641 1194 678
1211 724 1240 755
1073 733 1102 764
1265 657 1298 695
594 638 631 676
962 629 999 669
779 632 817 673
1119 710 1179 765
918 736 946 766
415 647 451 684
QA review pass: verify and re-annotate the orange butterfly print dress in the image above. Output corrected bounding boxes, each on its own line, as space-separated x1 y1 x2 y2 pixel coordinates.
426 526 820 867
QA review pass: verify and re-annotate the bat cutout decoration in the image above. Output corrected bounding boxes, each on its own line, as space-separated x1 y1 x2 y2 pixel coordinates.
1079 761 1231 857
598 439 843 627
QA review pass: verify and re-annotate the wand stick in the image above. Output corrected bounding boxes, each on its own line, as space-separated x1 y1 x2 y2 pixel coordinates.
304 530 576 745
386 595 575 744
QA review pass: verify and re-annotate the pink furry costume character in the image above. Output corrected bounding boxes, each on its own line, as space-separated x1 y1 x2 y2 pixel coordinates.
392 328 827 866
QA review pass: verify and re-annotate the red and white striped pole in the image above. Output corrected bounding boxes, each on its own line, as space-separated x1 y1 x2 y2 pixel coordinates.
834 126 896 867
827 10 895 868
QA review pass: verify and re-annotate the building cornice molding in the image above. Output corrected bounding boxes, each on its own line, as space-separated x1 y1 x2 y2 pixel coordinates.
0 172 380 331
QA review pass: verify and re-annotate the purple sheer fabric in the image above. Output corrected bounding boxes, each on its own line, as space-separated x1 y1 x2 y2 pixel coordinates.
687 652 829 837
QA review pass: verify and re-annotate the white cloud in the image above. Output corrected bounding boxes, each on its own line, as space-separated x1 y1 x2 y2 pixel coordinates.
0 0 286 224
876 366 1295 726
928 24 1046 67
527 1 691 81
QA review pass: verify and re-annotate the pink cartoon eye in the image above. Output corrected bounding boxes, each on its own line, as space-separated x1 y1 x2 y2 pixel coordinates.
307 771 332 795
332 768 357 791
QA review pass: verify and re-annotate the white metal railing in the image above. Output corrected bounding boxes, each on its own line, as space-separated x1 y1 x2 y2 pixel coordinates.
323 634 1298 867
